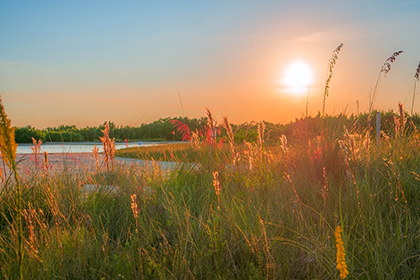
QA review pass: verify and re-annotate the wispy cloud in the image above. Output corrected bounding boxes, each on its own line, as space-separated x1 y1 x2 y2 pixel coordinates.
293 24 370 43
293 31 344 43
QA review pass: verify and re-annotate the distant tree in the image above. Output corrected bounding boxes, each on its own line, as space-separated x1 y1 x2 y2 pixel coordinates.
14 126 45 143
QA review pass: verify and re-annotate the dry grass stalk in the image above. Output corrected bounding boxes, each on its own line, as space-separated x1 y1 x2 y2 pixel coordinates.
189 129 200 148
398 102 406 136
152 158 160 176
0 142 5 182
206 108 216 138
258 216 276 278
222 116 237 164
43 151 49 174
0 162 4 182
99 122 116 171
0 95 23 279
31 137 42 167
384 158 408 204
322 43 344 117
369 51 403 113
382 51 404 75
212 171 221 209
338 129 363 209
285 173 301 207
280 134 287 152
339 127 358 170
22 203 39 259
394 116 400 139
205 108 219 148
130 194 139 232
364 130 371 170
257 121 266 163
92 145 100 172
322 167 328 209
244 141 254 171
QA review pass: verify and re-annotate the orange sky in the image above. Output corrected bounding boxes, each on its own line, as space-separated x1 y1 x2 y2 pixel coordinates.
1 1 420 128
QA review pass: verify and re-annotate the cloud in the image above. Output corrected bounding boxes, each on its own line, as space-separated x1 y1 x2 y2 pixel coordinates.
293 24 371 43
293 28 347 43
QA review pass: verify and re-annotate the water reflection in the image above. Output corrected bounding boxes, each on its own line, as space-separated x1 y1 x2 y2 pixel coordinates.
16 142 157 154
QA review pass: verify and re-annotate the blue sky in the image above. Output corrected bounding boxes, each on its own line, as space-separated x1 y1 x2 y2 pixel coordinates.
1 0 420 128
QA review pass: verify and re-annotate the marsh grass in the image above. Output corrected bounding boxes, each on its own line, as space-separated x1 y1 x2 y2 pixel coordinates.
369 51 404 114
1 102 420 278
322 43 344 117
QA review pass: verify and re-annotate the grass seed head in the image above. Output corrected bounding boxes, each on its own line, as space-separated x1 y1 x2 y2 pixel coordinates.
415 61 420 81
381 50 403 75
0 96 17 169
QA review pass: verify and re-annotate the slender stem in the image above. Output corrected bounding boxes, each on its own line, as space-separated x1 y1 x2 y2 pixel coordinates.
12 161 23 280
369 71 382 114
411 80 417 116
306 87 310 118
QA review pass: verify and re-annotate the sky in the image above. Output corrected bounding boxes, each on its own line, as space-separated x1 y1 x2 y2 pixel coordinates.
1 0 420 128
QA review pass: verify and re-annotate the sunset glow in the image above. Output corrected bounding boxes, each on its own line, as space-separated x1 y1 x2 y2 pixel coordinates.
283 62 313 88
282 61 313 96
1 1 420 127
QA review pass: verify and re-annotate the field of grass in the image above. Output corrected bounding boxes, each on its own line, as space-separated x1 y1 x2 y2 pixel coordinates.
1 100 420 279
116 143 200 163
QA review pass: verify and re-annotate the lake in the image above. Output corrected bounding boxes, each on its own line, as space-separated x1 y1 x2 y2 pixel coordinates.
16 141 157 154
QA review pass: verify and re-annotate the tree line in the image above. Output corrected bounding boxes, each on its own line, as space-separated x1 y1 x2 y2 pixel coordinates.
14 110 420 143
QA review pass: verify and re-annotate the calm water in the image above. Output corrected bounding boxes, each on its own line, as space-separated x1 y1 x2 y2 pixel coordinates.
16 141 158 154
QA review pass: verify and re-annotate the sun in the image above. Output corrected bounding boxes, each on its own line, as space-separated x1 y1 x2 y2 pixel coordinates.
282 61 313 95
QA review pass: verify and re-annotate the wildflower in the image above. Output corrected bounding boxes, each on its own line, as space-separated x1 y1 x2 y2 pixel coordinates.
169 119 191 141
335 225 349 279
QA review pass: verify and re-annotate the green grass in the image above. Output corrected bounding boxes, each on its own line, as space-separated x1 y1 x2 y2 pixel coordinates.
1 112 420 279
116 143 197 162
116 142 232 165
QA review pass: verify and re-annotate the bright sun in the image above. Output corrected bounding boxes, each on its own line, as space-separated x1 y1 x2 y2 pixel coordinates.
282 61 313 94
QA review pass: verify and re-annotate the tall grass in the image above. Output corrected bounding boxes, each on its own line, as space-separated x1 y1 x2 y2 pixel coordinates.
411 60 420 116
0 89 420 279
322 43 344 117
0 96 23 279
1 109 420 277
369 51 403 114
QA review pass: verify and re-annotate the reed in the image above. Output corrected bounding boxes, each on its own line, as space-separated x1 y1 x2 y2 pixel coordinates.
2 51 420 278
222 116 237 165
0 95 23 279
369 50 403 114
0 107 419 278
411 60 420 115
322 43 344 117
99 121 116 171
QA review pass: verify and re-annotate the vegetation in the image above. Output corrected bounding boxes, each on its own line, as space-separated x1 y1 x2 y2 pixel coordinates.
3 48 420 279
14 117 208 143
2 97 420 278
14 110 420 147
